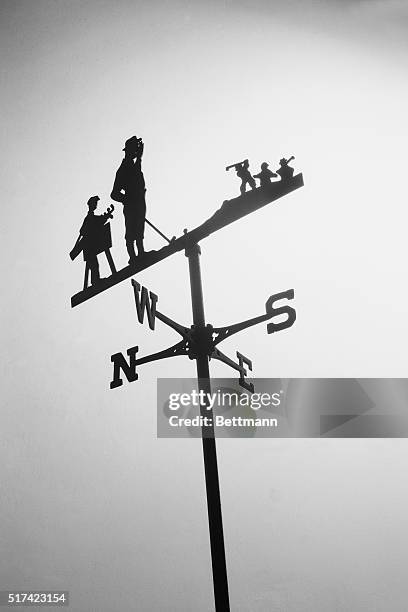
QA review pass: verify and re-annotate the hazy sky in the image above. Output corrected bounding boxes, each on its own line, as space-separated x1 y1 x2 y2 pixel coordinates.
2 1 408 610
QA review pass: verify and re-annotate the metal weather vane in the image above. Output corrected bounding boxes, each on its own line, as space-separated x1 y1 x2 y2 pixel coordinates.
70 135 304 612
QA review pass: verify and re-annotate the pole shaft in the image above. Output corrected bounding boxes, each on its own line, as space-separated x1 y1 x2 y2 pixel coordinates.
186 243 230 612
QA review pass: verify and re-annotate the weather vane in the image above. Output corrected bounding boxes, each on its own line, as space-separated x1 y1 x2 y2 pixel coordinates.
70 135 304 612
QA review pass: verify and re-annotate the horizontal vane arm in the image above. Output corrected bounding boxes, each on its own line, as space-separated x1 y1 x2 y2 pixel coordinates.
211 348 243 373
212 312 274 346
211 347 254 392
155 310 190 339
135 340 189 367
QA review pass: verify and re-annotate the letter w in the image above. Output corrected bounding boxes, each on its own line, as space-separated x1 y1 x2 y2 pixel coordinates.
110 346 139 389
131 279 158 330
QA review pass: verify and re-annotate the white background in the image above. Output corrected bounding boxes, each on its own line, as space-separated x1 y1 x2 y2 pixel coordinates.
2 1 408 609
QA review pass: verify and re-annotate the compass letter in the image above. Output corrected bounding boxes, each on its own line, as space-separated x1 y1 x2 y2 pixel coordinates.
236 352 254 393
131 279 158 330
265 289 296 334
110 345 139 389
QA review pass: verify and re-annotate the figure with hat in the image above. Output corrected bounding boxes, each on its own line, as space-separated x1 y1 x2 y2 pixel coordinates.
225 158 256 195
253 162 277 188
111 135 147 264
276 156 295 182
70 196 116 289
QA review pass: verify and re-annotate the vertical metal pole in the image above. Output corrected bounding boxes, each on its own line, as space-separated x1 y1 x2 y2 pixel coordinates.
185 242 230 612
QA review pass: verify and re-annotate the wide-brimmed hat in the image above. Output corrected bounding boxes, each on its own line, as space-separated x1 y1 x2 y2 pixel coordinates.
123 135 142 151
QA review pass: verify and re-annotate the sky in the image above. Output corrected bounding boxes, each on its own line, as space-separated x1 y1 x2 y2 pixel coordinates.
2 0 408 610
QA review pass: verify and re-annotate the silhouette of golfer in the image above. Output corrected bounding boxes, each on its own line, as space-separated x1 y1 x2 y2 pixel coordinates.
111 135 146 263
253 162 277 188
70 196 115 289
226 159 256 195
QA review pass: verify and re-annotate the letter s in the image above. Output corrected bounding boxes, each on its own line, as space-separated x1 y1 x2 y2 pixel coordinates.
265 289 296 334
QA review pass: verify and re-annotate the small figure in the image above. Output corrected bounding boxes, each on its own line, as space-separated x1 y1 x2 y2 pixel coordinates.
253 162 277 188
226 159 256 195
111 135 146 264
70 196 116 290
276 156 295 182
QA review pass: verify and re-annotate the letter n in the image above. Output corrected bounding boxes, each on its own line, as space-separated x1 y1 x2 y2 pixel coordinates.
110 346 139 389
131 279 158 330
